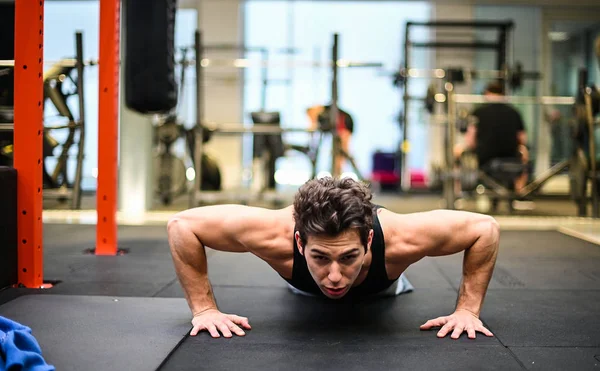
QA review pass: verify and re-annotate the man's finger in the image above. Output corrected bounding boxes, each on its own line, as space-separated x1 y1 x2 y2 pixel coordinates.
466 326 476 339
420 317 447 329
190 324 204 336
477 325 494 337
437 322 454 338
228 315 252 330
450 325 464 339
217 322 233 338
225 319 246 336
207 324 220 338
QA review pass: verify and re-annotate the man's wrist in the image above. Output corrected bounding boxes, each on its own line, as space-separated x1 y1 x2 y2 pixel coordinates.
192 305 218 317
455 307 480 318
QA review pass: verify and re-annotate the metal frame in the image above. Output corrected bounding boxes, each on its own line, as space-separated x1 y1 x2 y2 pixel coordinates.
185 43 296 112
584 88 599 218
189 32 366 208
14 0 45 289
330 34 340 178
42 34 86 209
0 35 87 210
13 0 121 272
443 87 599 218
400 20 514 192
96 0 121 255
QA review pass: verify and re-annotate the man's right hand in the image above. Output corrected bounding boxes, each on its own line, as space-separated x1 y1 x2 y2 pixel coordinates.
190 309 252 338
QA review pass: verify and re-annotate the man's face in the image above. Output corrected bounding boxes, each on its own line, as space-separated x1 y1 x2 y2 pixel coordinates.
295 229 373 299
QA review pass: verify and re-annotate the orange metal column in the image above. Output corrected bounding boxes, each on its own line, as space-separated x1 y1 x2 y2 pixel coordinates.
14 0 45 288
96 0 121 255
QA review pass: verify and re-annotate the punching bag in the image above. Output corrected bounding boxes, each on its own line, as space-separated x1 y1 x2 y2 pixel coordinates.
124 0 178 114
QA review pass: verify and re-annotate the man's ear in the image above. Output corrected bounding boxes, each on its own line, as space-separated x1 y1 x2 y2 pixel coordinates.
366 229 374 253
294 231 305 256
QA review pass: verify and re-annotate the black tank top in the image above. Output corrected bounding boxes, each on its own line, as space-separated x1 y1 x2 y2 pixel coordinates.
283 206 397 299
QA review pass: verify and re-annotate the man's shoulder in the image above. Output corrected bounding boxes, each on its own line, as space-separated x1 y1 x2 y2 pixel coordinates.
376 208 404 249
239 206 295 264
378 209 446 264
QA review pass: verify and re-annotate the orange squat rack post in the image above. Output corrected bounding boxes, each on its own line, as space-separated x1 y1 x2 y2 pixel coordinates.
96 0 121 256
14 0 45 288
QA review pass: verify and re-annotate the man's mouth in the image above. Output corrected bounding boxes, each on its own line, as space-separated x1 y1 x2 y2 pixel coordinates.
324 286 347 297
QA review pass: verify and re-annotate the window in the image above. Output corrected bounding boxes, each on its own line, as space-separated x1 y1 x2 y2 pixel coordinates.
244 1 431 187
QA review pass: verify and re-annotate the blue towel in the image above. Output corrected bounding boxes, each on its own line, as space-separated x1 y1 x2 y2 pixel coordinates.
0 316 54 371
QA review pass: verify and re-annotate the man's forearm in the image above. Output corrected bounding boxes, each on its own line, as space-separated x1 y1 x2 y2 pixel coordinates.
456 223 499 316
168 219 218 316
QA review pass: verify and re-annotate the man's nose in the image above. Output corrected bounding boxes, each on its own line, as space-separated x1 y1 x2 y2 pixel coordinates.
328 262 342 284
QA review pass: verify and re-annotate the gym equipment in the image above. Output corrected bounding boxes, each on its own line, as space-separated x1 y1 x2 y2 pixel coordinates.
0 166 17 290
316 105 354 134
154 119 223 206
439 69 600 217
313 102 363 181
184 126 222 192
567 69 600 218
397 20 546 192
452 94 575 105
458 151 480 191
371 151 400 188
152 46 222 205
424 84 436 114
189 31 377 207
456 108 470 133
581 84 599 218
568 148 589 216
479 158 528 213
395 63 541 92
124 0 178 114
401 21 508 192
153 115 188 205
0 33 87 209
251 111 284 191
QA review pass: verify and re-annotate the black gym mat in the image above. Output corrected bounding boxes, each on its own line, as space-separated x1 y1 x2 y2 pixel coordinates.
0 295 190 371
434 231 600 290
162 344 522 371
41 224 287 298
158 287 518 371
510 347 600 370
5 225 598 370
157 231 600 370
40 224 178 297
483 290 600 347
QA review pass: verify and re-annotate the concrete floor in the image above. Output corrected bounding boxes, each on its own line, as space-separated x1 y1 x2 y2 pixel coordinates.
44 188 596 218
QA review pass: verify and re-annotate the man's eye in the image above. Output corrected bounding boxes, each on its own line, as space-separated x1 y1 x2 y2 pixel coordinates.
313 256 327 260
341 255 357 262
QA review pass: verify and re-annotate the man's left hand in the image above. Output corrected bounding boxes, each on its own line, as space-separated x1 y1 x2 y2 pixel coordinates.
420 309 494 339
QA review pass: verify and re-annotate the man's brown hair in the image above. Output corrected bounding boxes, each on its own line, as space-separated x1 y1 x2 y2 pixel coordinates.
293 177 374 251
